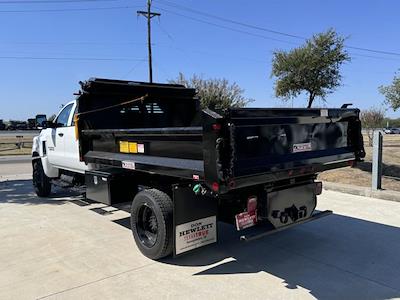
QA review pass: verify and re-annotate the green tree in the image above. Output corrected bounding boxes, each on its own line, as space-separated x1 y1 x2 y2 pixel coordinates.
271 29 350 108
169 73 253 110
379 75 400 111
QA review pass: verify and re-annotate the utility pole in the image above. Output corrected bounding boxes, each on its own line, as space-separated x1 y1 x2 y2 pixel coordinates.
137 0 160 83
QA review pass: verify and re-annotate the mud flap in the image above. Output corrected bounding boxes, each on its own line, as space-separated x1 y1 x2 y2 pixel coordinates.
172 184 218 256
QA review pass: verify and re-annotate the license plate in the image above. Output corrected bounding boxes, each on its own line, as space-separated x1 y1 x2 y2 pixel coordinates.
122 160 136 170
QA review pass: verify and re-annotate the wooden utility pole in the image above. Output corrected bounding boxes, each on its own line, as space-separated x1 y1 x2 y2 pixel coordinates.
137 0 160 83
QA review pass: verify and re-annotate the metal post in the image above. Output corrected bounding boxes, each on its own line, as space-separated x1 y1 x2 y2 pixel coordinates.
372 131 383 190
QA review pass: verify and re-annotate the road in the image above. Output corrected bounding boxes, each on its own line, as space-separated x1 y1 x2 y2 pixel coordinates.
0 166 399 299
0 130 38 137
0 156 31 179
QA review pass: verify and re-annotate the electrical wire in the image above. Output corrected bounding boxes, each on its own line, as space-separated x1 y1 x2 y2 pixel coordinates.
0 0 119 4
157 0 400 58
153 6 299 46
0 5 137 12
0 56 146 61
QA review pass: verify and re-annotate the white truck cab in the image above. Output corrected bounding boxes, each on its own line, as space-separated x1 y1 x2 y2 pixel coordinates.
32 100 88 196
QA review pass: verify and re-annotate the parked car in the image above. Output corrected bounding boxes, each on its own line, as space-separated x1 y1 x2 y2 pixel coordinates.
384 127 400 134
0 119 5 130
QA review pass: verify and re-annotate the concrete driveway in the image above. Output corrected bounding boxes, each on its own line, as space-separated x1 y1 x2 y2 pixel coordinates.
0 174 399 299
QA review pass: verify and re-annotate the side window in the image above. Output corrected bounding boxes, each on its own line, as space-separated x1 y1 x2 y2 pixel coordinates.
55 104 73 127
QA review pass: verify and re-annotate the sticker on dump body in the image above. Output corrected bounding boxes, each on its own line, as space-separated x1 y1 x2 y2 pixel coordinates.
175 216 217 255
121 160 136 170
293 142 312 153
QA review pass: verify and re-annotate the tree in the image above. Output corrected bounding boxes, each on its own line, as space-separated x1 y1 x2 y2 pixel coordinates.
360 107 385 146
169 73 253 110
379 75 400 111
271 29 350 108
48 114 56 122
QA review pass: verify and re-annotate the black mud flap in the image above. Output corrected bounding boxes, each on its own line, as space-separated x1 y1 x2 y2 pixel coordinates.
172 184 218 256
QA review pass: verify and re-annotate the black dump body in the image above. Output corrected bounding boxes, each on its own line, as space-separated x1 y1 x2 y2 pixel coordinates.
77 78 365 194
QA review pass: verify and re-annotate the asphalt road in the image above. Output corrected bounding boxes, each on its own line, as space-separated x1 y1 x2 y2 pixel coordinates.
0 171 399 299
0 131 38 137
0 156 31 179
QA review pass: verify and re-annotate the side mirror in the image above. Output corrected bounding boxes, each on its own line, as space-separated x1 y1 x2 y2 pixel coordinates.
35 114 47 129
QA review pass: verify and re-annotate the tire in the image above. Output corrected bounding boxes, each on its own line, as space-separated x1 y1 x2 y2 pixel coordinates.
32 159 52 197
130 189 173 260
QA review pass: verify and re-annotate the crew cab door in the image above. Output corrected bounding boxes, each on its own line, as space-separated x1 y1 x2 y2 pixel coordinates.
47 103 74 166
64 102 88 173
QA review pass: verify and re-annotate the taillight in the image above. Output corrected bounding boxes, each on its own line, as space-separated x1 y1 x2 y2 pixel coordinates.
315 182 323 195
247 196 257 213
212 123 221 132
211 182 219 192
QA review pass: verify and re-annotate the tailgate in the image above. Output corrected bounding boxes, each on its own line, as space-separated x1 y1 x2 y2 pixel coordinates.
202 108 365 192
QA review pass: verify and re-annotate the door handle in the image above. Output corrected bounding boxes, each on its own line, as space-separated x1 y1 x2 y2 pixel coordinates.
58 133 64 137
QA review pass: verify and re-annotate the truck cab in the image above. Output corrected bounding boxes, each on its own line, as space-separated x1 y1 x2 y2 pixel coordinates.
32 100 87 195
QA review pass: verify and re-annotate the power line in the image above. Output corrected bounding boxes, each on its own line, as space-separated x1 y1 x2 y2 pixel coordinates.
158 0 305 40
0 5 137 12
0 0 119 4
0 56 146 61
153 6 299 45
157 0 400 58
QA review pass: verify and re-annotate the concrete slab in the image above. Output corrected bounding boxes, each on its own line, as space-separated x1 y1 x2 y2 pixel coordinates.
0 178 399 300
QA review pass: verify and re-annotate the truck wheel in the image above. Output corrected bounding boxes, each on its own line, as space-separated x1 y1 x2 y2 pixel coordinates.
32 160 51 197
130 189 173 260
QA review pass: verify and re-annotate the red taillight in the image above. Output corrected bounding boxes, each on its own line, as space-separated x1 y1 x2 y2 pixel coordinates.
315 182 323 195
212 123 221 131
348 160 355 167
211 182 219 192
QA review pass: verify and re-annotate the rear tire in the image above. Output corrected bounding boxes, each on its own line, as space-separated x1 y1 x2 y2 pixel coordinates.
32 159 51 197
130 189 173 260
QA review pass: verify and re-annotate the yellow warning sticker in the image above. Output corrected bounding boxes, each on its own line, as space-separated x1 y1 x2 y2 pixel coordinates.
128 142 138 153
119 141 129 153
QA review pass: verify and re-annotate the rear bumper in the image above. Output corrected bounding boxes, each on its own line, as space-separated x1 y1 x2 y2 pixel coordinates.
240 210 333 242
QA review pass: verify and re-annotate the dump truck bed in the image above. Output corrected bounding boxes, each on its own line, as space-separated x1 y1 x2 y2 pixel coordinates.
77 78 365 194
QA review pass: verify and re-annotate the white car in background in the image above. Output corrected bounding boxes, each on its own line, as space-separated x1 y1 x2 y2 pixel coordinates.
383 128 400 134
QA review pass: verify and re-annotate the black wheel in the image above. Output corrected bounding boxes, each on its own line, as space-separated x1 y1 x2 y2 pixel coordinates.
130 189 173 260
32 159 51 197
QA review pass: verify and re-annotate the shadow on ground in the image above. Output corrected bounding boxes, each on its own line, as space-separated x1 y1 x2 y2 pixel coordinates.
1 179 399 299
0 179 82 205
162 214 400 299
356 161 400 179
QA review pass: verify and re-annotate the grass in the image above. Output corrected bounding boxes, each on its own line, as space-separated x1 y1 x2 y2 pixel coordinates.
318 134 400 191
0 135 33 156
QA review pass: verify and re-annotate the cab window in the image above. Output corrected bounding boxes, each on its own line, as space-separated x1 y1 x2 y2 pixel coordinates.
55 104 73 127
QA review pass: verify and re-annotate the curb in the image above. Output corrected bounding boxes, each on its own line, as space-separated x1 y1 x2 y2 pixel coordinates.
322 181 400 203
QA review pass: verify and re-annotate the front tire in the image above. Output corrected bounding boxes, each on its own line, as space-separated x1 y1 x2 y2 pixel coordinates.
32 159 51 197
130 189 173 260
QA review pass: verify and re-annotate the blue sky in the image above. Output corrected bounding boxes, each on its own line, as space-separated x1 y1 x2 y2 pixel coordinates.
0 0 399 120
